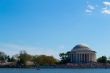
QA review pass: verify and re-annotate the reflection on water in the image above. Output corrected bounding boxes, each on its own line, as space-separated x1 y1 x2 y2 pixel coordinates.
0 69 110 73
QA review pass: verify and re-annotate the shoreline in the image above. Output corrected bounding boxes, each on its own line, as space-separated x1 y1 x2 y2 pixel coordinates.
0 67 109 69
0 66 110 69
0 63 110 69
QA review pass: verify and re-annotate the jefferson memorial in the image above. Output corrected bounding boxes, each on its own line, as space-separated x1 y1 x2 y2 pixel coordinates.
68 44 96 63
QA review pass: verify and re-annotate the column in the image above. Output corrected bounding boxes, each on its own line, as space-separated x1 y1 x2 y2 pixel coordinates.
82 54 84 63
87 53 89 63
84 53 85 63
88 53 90 62
79 54 81 63
72 54 73 63
90 53 92 62
94 53 96 62
85 54 86 63
86 53 88 62
91 53 93 62
89 53 91 62
78 53 80 63
84 54 86 63
73 53 75 63
75 53 77 63
76 53 78 63
80 54 82 63
72 53 74 63
70 53 72 63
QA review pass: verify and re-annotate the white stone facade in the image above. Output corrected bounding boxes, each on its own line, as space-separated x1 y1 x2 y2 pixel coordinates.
68 44 96 63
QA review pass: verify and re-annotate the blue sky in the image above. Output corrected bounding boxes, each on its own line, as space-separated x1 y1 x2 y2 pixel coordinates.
0 0 110 59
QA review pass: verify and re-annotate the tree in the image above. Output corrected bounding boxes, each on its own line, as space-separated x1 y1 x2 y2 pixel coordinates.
0 52 8 62
7 56 16 62
106 57 110 64
59 51 70 64
97 56 107 63
17 50 32 66
32 55 57 66
32 55 38 66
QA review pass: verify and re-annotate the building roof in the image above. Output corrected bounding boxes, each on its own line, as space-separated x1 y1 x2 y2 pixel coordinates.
71 44 93 52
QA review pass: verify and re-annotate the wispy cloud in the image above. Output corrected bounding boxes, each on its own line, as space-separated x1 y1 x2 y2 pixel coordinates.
85 9 93 13
102 9 110 14
85 4 95 14
102 1 110 15
88 5 95 10
85 1 110 15
103 1 110 6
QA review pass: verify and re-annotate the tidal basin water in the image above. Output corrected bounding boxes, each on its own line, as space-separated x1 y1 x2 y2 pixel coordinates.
0 69 110 73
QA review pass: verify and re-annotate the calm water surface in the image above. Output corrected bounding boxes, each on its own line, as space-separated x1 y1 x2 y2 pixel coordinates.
0 68 110 73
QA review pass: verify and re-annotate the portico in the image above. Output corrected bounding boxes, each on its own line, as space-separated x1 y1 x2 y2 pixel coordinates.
68 44 96 63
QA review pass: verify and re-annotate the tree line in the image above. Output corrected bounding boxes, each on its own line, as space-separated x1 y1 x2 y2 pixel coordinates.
0 50 58 67
0 50 110 67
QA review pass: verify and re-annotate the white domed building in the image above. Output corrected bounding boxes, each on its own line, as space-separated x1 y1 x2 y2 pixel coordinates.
68 44 96 63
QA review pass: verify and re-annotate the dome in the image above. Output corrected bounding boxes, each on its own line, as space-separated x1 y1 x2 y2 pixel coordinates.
71 44 92 52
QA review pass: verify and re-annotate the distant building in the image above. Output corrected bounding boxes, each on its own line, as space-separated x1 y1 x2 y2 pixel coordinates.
68 44 96 63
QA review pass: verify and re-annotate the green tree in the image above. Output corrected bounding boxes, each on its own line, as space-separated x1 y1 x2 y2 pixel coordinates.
0 52 7 62
7 56 16 62
107 57 110 64
59 51 70 64
32 55 38 66
32 55 57 66
97 56 107 63
17 50 32 66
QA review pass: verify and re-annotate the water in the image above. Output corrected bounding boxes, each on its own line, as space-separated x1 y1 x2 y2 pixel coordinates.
0 68 110 73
